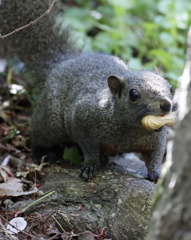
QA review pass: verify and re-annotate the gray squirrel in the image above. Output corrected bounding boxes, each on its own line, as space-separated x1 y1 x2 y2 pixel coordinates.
0 0 176 181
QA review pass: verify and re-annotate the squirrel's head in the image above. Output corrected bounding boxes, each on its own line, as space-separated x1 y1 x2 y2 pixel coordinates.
107 69 176 121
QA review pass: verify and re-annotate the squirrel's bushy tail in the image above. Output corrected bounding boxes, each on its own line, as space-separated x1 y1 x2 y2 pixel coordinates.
0 0 77 81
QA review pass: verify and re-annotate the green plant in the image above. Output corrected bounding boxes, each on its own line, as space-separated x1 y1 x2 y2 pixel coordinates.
58 0 191 88
63 146 83 165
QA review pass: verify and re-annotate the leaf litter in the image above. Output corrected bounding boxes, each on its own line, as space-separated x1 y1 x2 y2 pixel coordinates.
0 65 112 240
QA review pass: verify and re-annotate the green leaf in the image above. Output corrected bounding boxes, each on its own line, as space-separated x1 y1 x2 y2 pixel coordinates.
159 32 174 45
128 58 143 70
0 72 7 76
108 0 132 10
7 127 20 139
63 146 83 165
150 49 172 67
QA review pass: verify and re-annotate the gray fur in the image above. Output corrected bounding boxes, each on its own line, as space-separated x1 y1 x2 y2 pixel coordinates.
0 1 175 181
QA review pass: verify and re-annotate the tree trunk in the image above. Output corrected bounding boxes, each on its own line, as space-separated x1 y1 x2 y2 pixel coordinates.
147 27 191 240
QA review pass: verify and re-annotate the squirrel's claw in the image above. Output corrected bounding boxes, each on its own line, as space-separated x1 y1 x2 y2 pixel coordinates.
147 170 160 182
79 165 96 181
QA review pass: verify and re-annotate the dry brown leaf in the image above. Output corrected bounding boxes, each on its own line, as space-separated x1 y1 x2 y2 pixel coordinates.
0 177 37 200
78 232 95 240
0 143 8 152
0 165 13 182
16 171 29 178
16 162 48 179
11 135 27 148
5 143 18 152
3 199 14 208
0 107 12 124
27 162 48 172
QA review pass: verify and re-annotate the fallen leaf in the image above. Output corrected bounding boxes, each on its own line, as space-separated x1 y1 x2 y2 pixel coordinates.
27 162 48 172
7 217 27 234
16 171 29 178
5 143 18 152
0 107 12 124
3 199 14 208
0 177 37 200
78 231 95 240
1 155 11 166
0 127 6 136
11 135 27 148
16 162 48 179
0 165 13 182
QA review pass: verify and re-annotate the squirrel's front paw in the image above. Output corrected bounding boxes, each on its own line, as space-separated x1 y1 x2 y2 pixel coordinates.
79 165 97 181
147 170 160 182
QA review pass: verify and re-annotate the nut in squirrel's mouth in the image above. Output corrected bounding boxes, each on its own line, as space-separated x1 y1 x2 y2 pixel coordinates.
141 112 176 130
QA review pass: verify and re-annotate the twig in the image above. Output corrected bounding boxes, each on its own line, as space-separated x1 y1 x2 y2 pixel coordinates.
51 215 66 233
20 191 56 214
42 210 58 223
48 233 60 240
13 190 55 217
0 221 13 240
0 0 57 39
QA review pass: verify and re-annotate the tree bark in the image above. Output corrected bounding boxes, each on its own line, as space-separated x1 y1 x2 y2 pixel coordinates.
147 27 191 240
10 165 155 240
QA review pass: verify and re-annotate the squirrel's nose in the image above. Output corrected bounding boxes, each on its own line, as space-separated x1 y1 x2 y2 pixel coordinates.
160 100 171 112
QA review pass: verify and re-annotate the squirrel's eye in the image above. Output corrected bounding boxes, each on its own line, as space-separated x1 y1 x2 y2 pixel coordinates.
170 85 173 94
129 89 140 102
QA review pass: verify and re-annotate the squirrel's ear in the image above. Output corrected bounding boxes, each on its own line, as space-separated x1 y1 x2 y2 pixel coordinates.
107 75 125 98
152 66 159 74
